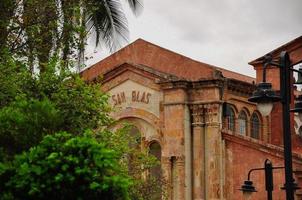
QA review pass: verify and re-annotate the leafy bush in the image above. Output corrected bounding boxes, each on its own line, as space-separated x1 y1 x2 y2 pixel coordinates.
0 97 62 159
0 132 131 200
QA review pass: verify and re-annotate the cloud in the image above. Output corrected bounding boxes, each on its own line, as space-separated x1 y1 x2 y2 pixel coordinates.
87 0 302 77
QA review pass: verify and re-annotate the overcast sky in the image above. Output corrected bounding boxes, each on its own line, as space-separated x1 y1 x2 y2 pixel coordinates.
87 0 302 77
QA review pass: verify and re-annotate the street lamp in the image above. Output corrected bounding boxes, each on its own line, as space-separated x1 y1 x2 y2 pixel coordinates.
248 51 302 200
240 159 284 200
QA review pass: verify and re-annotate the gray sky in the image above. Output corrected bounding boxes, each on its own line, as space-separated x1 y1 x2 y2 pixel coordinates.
87 0 302 77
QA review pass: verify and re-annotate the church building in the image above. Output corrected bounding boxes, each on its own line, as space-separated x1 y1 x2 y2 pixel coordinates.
81 36 302 200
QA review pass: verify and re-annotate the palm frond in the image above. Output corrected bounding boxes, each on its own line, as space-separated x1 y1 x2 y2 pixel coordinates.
86 0 129 51
125 0 143 16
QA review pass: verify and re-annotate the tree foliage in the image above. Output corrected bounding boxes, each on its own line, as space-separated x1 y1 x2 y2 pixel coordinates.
0 56 112 158
0 1 166 197
0 54 164 199
0 0 143 72
0 132 131 200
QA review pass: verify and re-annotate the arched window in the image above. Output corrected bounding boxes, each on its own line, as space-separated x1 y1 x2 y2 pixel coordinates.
228 108 235 132
149 141 161 180
238 111 247 135
251 113 260 139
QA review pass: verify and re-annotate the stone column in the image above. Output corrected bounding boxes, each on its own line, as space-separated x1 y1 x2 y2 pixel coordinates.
203 103 225 200
176 156 186 200
190 105 205 200
162 156 172 200
191 103 225 200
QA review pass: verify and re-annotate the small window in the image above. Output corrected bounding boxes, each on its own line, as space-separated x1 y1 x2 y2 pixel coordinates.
227 108 235 132
238 111 247 135
251 113 260 139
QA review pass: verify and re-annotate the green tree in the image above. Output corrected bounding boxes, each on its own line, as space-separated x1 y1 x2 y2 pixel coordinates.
1 0 143 72
0 55 165 199
0 98 62 159
0 0 16 52
0 56 112 159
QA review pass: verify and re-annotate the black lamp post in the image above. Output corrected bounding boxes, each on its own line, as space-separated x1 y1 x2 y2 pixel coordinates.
240 159 284 200
248 51 302 200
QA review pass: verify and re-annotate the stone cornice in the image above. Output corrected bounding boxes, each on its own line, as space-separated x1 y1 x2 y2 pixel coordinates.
226 78 256 96
87 62 181 84
103 63 178 83
159 78 225 90
158 80 190 89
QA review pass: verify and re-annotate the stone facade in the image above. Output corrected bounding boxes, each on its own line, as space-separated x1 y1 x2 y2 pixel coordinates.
81 36 302 199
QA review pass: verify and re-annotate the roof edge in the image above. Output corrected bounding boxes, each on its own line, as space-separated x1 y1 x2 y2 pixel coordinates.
249 35 302 65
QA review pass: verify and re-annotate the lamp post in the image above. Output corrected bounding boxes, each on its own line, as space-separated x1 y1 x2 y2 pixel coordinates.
240 159 284 200
248 51 302 200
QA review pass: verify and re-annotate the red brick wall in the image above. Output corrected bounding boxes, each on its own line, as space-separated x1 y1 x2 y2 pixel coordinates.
224 133 302 200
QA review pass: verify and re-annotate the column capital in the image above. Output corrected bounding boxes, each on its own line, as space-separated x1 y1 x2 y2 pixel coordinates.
190 103 221 126
175 155 185 165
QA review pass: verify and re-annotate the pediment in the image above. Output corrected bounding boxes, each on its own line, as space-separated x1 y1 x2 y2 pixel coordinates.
81 38 255 84
101 62 180 92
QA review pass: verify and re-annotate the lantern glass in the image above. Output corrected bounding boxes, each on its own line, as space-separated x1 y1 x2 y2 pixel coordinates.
257 102 274 116
242 191 253 200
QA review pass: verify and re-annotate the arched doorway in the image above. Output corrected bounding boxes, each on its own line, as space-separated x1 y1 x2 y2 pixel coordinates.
149 141 162 180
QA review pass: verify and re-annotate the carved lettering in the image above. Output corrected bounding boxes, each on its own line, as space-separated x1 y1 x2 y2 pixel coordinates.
140 92 146 103
112 92 126 106
146 93 151 104
117 93 122 104
120 92 126 103
112 95 117 106
132 91 136 102
136 91 140 102
112 91 152 106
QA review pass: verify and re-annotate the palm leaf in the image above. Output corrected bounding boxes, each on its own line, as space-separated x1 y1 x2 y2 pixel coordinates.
86 0 129 51
125 0 143 16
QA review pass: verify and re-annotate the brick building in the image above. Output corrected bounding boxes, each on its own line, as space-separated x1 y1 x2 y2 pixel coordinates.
81 36 302 200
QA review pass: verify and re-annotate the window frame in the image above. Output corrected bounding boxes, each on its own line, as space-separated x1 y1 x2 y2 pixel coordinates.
250 113 261 139
238 110 248 136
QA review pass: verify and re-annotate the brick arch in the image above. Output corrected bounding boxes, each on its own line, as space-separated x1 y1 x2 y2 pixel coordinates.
227 103 239 114
146 137 162 148
251 110 263 123
240 106 251 117
112 107 163 145
112 107 161 131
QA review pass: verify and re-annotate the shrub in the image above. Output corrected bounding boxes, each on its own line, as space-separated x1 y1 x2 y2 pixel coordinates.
0 132 131 200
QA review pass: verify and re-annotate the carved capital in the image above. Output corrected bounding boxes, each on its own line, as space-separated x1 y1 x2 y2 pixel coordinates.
190 103 221 125
190 104 205 125
175 155 185 165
